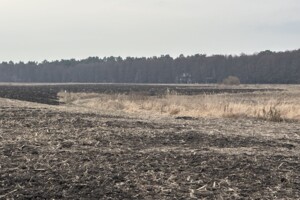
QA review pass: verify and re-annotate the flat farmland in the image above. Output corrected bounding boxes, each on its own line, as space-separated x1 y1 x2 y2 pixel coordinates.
0 84 299 199
0 83 282 105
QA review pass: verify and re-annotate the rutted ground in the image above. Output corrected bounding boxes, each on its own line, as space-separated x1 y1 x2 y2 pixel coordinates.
0 99 299 199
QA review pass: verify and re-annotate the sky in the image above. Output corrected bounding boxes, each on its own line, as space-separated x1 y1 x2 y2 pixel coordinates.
0 0 300 62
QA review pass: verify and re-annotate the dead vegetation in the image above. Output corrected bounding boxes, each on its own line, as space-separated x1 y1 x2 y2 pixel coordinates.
0 102 299 199
1 84 300 199
58 87 300 121
222 76 241 85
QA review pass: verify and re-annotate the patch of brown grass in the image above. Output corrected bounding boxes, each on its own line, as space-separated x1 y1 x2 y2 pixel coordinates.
58 89 300 121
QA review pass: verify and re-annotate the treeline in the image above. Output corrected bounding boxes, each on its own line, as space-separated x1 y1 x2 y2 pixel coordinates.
0 49 300 84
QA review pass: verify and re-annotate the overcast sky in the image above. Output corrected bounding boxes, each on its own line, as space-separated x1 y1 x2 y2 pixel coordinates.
0 0 300 62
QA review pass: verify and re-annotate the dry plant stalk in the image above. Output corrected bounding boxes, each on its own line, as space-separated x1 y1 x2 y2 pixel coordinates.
58 91 300 121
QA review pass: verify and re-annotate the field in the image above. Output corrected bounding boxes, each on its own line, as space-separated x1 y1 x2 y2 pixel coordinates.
0 84 299 199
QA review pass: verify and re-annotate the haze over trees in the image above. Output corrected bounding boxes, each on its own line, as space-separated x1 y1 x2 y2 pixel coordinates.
0 49 299 84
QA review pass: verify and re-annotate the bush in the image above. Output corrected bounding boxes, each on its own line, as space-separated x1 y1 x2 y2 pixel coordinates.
222 76 240 85
261 106 283 122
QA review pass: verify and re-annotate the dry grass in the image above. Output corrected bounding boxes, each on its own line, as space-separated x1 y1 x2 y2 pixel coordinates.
58 89 300 121
2 86 300 199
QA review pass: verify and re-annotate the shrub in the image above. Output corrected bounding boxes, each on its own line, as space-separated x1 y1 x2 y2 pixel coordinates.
261 106 283 122
222 76 240 85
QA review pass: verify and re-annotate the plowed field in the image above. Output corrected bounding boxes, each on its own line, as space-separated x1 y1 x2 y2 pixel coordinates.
0 84 299 199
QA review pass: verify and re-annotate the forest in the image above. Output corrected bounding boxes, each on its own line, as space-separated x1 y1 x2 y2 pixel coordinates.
0 49 299 84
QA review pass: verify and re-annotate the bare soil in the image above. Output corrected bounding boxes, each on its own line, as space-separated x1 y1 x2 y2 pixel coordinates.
0 85 299 199
0 84 282 105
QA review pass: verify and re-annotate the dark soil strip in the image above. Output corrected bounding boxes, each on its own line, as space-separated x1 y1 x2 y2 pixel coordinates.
0 84 283 105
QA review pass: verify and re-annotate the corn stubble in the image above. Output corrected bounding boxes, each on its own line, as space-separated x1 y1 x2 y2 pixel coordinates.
1 85 299 199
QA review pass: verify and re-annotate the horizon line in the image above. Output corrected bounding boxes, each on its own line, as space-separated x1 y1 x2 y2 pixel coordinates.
1 48 299 64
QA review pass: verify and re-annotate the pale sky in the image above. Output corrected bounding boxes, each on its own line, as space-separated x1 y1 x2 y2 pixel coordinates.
0 0 300 62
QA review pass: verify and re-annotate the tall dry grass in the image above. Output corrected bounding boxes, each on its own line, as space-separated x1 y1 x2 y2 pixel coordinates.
58 90 300 121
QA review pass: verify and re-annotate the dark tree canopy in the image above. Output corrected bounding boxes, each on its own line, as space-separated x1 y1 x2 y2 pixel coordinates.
1 49 300 84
